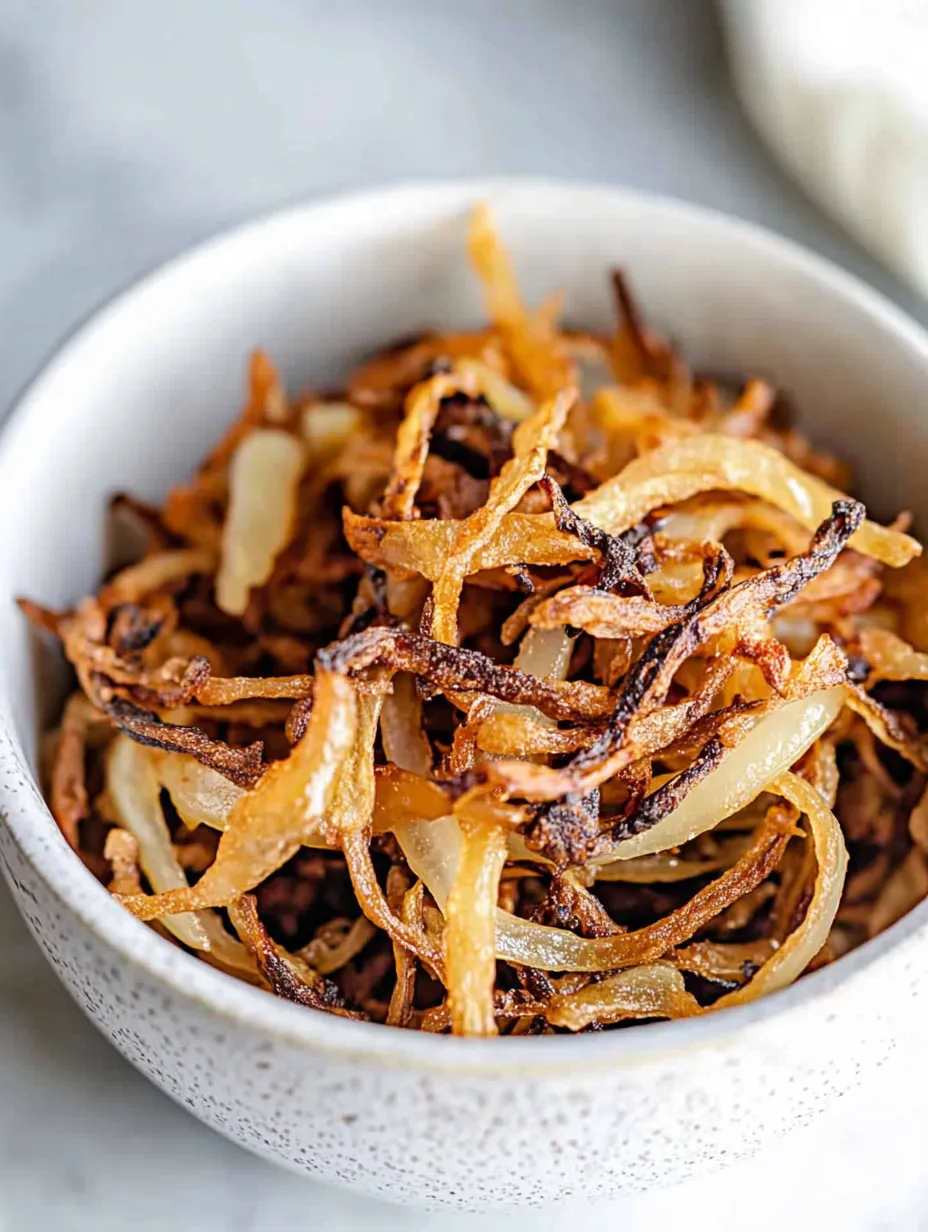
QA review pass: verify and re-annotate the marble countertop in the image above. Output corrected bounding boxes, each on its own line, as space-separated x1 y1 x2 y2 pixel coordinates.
2 3 927 1229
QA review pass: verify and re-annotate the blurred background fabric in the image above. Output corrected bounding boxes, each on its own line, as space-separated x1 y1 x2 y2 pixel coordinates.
1 2 927 1230
721 0 928 294
2 0 924 420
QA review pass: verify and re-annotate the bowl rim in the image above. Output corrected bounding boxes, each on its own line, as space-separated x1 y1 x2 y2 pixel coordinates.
3 175 928 1075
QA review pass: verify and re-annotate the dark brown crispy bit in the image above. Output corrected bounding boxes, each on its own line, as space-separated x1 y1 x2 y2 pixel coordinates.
229 894 361 1017
318 625 612 721
611 736 725 843
539 473 652 594
103 695 264 788
525 790 603 868
535 873 624 938
432 392 513 478
106 602 169 655
553 503 860 784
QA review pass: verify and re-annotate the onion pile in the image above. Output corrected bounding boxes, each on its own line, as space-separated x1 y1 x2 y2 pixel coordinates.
23 205 928 1035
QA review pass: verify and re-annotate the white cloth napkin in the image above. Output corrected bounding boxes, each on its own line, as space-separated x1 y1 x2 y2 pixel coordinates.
721 0 928 296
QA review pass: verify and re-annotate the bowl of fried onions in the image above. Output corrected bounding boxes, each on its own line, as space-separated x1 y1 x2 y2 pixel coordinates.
4 181 928 1209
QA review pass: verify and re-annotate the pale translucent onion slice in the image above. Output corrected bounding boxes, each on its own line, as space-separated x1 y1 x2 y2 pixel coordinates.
300 401 364 460
106 736 253 973
712 771 847 1007
398 814 459 906
859 628 928 682
593 835 752 883
546 962 700 1030
592 685 846 864
455 359 535 422
149 748 245 831
215 428 306 616
489 626 573 728
443 807 509 1036
573 434 919 567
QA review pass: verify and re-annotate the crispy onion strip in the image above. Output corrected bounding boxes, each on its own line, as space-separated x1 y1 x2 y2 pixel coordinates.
194 675 315 704
669 939 775 982
859 628 928 682
712 772 847 1007
343 509 591 580
104 828 142 895
386 882 425 1028
493 808 790 971
381 370 481 520
100 548 217 605
105 736 254 974
115 670 358 916
321 626 611 720
300 916 378 976
573 434 919 567
593 684 846 863
216 428 306 616
468 202 574 399
530 587 682 638
486 503 857 802
845 684 928 770
341 830 444 973
430 389 574 644
476 713 595 757
104 696 264 788
866 849 928 938
546 963 700 1030
228 895 360 1017
345 437 917 583
49 693 97 848
443 801 510 1036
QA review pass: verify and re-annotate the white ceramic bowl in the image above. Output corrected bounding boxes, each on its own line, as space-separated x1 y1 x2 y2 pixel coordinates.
2 180 928 1212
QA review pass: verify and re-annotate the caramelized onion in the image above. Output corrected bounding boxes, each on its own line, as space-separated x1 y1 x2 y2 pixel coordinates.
430 390 573 644
29 199 928 1035
574 435 919 567
547 963 700 1030
216 429 306 615
115 670 357 915
106 736 254 974
712 772 847 1007
594 686 846 863
148 748 245 831
443 803 509 1035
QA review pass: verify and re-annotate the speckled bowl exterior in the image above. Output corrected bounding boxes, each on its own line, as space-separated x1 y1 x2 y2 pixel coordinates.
2 182 928 1211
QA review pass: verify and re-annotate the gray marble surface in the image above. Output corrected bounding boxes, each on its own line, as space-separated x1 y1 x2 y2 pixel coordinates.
2 3 927 1229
